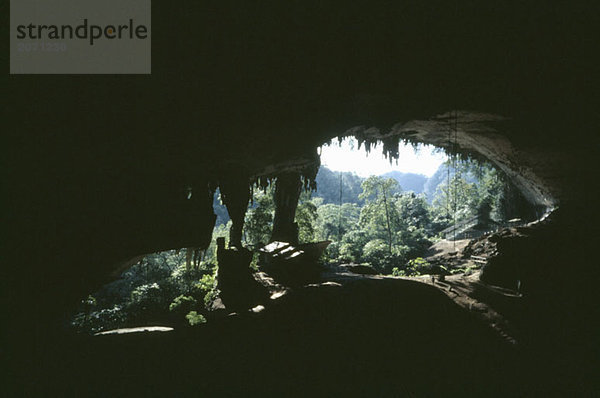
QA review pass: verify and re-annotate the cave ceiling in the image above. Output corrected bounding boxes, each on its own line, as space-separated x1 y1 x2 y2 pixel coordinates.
5 2 598 230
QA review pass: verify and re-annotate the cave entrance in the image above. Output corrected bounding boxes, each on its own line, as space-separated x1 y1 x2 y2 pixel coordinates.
70 134 539 336
275 135 537 276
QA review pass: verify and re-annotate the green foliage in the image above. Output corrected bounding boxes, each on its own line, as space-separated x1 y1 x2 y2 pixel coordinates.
71 305 127 333
185 311 207 326
314 203 360 242
396 226 432 260
130 283 163 307
433 172 478 222
432 159 506 225
311 161 511 272
296 191 318 244
244 186 275 248
196 273 216 292
396 193 430 230
362 239 408 272
249 252 260 272
403 257 431 276
71 247 219 334
359 176 402 253
169 295 197 313
362 239 389 261
339 230 370 262
204 288 220 308
195 271 219 308
71 160 518 334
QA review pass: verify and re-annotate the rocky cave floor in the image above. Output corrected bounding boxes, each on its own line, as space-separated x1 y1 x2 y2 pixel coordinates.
15 261 597 397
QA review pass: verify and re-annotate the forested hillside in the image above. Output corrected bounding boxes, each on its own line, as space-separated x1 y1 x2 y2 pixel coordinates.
312 166 365 205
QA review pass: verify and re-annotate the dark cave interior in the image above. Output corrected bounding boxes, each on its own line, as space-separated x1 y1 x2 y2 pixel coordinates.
4 2 600 396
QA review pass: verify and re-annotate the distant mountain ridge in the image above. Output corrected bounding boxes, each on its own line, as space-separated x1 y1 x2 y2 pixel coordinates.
314 167 435 204
380 171 428 194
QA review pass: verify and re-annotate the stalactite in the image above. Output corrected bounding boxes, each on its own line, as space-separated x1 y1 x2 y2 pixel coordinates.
381 135 400 163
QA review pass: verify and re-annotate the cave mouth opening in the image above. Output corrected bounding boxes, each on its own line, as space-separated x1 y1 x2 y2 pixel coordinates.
305 135 538 272
69 134 539 335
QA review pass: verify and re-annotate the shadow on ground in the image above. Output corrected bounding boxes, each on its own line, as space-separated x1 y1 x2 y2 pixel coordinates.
7 274 598 396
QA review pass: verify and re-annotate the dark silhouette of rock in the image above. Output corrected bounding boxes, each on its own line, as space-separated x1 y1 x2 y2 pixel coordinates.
216 238 269 312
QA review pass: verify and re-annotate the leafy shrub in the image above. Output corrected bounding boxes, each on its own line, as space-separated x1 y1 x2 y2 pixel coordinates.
339 230 370 261
404 257 431 276
194 271 219 309
130 283 163 306
196 273 216 292
169 295 197 313
71 305 127 333
325 241 341 261
362 240 389 263
363 240 408 272
185 311 207 326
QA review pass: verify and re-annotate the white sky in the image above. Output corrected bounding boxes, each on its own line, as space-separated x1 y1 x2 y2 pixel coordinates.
319 137 447 177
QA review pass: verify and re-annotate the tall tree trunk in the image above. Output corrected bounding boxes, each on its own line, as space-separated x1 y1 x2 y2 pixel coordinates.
382 184 392 254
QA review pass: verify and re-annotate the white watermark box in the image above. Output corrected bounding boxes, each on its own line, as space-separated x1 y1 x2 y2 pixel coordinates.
10 0 151 74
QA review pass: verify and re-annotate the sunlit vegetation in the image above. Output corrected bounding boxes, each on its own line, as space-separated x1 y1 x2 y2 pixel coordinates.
243 158 510 274
71 155 515 334
71 248 221 333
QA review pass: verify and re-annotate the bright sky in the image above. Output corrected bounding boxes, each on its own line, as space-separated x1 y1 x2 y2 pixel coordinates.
319 137 447 177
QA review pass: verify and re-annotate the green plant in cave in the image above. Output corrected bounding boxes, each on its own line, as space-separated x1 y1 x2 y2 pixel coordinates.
169 295 197 313
185 311 207 326
71 305 126 333
194 271 219 309
70 248 219 333
249 252 260 272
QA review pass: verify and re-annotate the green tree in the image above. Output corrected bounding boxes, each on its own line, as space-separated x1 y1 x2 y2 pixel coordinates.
431 159 506 228
359 176 402 254
296 191 318 243
244 186 275 248
475 163 504 222
339 229 370 262
396 192 431 230
315 203 360 242
433 170 478 223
